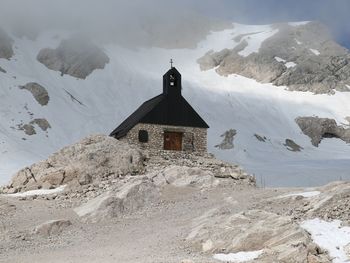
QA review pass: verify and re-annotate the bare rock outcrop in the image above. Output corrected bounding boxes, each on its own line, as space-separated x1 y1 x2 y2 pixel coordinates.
215 129 236 150
284 139 303 152
2 135 145 193
187 209 330 262
145 150 255 186
305 182 350 224
37 36 109 79
198 22 350 94
149 165 218 189
296 117 350 146
17 118 51 136
74 178 159 222
255 181 350 225
34 219 72 237
19 83 50 106
254 134 267 142
0 28 14 60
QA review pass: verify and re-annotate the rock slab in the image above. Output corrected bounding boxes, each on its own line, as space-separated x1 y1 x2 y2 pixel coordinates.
34 219 72 237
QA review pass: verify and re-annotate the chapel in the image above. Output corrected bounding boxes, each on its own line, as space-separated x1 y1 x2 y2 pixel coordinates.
110 65 209 152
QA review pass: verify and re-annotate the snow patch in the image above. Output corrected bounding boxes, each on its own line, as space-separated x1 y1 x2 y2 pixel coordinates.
301 219 350 263
295 39 302 45
279 191 321 198
275 57 286 63
310 49 321 56
275 57 297 68
4 185 66 197
288 21 310 27
285 62 297 68
237 26 279 57
213 250 263 262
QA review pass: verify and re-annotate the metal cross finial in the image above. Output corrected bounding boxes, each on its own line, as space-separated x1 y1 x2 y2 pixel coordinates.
170 59 174 68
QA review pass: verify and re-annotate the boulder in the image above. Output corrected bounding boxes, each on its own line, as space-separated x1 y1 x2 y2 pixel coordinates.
74 178 159 222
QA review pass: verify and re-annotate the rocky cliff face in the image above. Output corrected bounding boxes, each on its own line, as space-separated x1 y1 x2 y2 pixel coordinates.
198 22 350 94
296 116 350 146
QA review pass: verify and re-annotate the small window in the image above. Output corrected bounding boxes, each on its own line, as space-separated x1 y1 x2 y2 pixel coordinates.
138 130 149 143
170 74 176 86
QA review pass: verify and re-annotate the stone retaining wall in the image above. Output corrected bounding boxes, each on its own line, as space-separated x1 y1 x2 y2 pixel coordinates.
120 123 207 153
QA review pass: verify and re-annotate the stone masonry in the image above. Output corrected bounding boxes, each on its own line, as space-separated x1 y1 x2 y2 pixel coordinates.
120 123 207 153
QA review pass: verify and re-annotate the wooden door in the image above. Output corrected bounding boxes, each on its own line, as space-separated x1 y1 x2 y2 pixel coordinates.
164 132 183 151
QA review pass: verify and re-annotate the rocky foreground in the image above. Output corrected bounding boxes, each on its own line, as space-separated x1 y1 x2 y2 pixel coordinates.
0 135 349 262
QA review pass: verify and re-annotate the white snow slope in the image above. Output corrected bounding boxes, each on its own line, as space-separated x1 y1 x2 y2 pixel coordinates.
1 23 350 187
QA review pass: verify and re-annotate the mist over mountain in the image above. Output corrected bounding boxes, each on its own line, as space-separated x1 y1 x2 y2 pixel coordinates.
0 0 349 47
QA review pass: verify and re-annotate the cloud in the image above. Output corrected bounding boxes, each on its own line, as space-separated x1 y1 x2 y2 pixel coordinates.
0 0 348 47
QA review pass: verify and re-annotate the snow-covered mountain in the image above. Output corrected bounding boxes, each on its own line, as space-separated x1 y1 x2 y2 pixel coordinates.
1 21 350 186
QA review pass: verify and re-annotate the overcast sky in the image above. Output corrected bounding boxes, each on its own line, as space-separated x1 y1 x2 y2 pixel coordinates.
0 0 349 48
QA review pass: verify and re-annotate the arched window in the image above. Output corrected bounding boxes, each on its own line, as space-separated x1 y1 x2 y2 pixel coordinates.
138 130 149 143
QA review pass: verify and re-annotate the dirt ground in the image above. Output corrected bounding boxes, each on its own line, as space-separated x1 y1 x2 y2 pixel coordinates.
0 183 295 263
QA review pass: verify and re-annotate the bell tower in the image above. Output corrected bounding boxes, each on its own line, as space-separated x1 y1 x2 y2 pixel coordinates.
163 60 182 97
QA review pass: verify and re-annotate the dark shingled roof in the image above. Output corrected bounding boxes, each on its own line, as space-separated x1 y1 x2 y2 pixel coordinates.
110 94 164 139
110 67 209 139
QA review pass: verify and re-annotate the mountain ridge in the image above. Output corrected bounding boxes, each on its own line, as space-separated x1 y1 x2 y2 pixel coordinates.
0 20 350 186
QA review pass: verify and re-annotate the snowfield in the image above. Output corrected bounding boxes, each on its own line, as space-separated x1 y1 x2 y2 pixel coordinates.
4 185 66 197
288 21 311 27
214 250 264 262
310 48 321 55
1 23 350 186
278 190 321 198
301 219 350 263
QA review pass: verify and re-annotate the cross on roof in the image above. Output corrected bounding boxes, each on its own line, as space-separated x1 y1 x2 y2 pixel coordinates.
170 59 174 68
